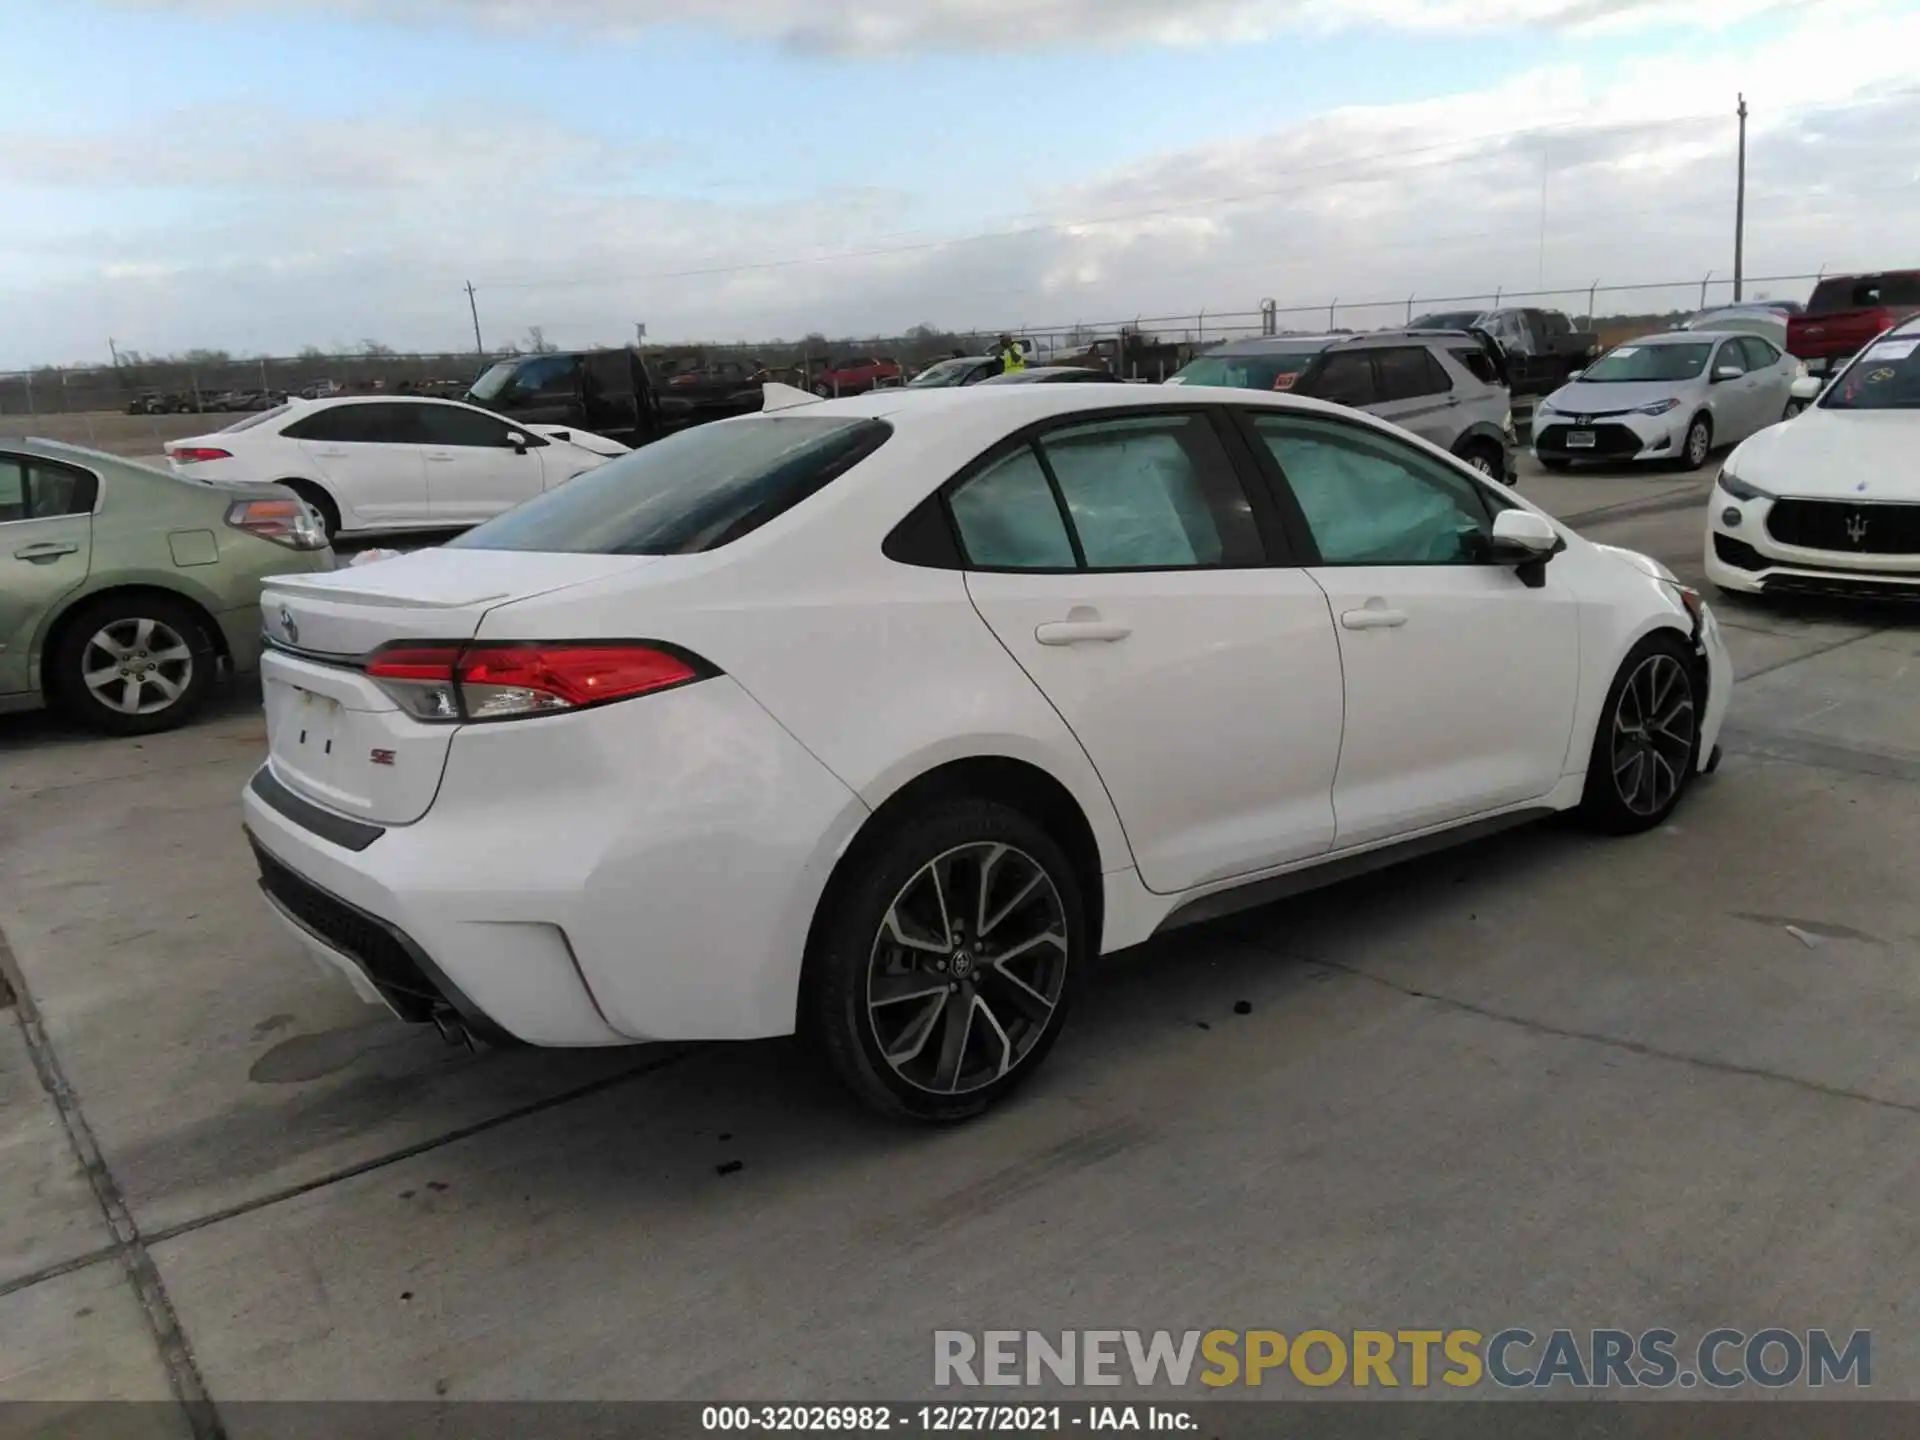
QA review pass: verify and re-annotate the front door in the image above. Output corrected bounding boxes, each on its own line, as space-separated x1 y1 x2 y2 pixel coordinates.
0 454 95 697
951 409 1346 895
413 401 549 526
1238 411 1580 850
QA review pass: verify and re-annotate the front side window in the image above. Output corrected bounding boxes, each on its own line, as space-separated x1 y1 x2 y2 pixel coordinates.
1713 341 1748 376
1450 347 1500 385
452 416 891 554
414 403 517 448
1252 415 1493 566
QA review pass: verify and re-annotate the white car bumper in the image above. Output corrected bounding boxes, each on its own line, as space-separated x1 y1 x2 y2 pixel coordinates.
1533 407 1690 464
242 676 872 1047
1704 485 1920 598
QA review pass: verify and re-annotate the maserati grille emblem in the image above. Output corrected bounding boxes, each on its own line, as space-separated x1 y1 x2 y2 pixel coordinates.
1846 513 1870 547
278 605 299 646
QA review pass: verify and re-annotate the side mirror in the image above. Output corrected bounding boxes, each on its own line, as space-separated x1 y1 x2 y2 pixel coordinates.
1565 369 1584 382
1790 376 1823 402
1713 365 1742 383
1489 509 1561 587
506 430 530 454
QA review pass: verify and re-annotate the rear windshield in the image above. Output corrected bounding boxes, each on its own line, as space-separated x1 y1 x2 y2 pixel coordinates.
1170 352 1322 391
221 404 291 432
450 416 892 555
1807 274 1920 314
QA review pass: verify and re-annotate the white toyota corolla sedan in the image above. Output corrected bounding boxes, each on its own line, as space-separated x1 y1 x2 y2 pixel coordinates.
242 382 1730 1121
1706 317 1920 599
165 395 627 541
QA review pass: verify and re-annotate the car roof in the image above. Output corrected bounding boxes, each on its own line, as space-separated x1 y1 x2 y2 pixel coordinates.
1202 334 1342 356
766 379 1363 429
1621 331 1725 345
1329 329 1480 349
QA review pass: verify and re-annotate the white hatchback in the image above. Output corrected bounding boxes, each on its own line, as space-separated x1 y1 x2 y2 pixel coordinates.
243 383 1731 1121
165 395 627 540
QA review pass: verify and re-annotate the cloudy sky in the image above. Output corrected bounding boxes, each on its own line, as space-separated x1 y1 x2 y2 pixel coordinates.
3 0 1917 367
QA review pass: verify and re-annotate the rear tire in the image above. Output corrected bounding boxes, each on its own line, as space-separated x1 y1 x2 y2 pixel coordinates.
1578 633 1701 835
282 480 339 542
807 798 1086 1123
49 592 216 736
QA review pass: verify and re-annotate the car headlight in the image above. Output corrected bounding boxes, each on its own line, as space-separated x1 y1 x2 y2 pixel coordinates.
1717 469 1773 502
1634 398 1683 416
1536 399 1559 417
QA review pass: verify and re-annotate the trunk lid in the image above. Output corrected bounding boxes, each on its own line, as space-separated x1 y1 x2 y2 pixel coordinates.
259 550 657 825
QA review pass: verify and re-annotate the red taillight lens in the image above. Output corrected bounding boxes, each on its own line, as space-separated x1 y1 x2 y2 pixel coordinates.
173 446 232 463
364 641 707 723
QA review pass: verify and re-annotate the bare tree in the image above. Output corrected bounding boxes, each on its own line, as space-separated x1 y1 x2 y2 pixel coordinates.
524 326 558 354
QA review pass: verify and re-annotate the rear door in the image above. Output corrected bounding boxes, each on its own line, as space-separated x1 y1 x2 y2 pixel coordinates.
0 454 95 697
1366 346 1460 446
953 407 1346 895
1738 336 1794 426
1235 410 1580 850
1708 337 1765 441
285 402 429 528
1294 349 1380 412
412 401 548 525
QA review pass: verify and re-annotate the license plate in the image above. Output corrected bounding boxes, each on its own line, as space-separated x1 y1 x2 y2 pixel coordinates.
279 687 342 762
1567 431 1597 449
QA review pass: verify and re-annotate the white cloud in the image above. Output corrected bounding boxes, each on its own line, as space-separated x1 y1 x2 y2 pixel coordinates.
106 0 1844 52
6 5 1918 365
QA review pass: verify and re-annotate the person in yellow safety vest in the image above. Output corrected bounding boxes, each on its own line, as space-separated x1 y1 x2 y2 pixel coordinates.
997 335 1027 375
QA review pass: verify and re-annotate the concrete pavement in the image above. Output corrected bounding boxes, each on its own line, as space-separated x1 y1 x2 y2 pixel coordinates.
4 458 1919 1420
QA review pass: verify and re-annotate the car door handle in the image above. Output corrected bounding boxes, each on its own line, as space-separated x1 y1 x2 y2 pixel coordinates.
423 451 456 462
14 542 79 562
1035 618 1131 646
310 447 348 458
1341 607 1408 630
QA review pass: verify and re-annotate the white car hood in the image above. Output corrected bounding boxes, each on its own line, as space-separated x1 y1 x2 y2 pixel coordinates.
1591 544 1679 585
1726 407 1920 500
1546 378 1702 415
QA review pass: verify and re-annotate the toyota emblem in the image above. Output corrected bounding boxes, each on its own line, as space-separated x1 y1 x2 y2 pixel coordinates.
278 604 299 646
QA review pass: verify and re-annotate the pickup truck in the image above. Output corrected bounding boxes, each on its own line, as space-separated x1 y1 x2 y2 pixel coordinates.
1788 270 1920 374
1460 308 1599 397
465 347 761 448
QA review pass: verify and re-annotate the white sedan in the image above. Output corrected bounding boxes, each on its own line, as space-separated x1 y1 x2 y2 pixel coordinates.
1706 317 1920 599
242 383 1730 1121
165 395 627 540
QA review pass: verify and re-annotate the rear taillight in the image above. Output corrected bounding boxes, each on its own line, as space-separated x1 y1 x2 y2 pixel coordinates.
225 497 328 550
173 447 232 463
365 641 709 723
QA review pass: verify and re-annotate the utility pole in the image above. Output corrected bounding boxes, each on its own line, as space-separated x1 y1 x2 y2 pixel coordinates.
107 337 121 370
1733 94 1749 302
464 281 484 356
635 322 647 348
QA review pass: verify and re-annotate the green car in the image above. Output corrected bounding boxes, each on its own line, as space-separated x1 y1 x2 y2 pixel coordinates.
0 437 334 735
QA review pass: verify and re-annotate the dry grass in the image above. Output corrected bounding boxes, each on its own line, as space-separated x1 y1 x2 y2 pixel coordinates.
1 410 221 458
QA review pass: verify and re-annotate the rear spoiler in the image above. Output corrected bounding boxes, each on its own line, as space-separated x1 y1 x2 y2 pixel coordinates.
762 382 824 412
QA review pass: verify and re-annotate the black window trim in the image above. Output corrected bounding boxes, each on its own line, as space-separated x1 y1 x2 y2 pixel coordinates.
906 402 1296 576
1223 405 1510 570
0 451 103 526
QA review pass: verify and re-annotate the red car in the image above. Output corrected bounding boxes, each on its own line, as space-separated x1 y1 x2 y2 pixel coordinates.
1788 270 1920 373
811 356 902 396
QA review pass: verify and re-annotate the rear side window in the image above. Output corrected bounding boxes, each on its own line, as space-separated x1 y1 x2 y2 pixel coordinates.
1738 337 1781 370
1449 347 1500 384
1295 351 1377 406
452 416 891 555
1373 347 1451 401
947 412 1263 571
283 403 421 444
222 404 291 433
0 456 98 522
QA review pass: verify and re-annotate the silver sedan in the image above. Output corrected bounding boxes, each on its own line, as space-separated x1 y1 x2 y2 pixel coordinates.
1531 330 1799 471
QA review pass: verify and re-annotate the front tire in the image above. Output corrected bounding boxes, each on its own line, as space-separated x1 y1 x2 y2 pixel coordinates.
1677 414 1714 471
807 799 1086 1123
50 593 215 736
1579 633 1701 834
1457 439 1503 478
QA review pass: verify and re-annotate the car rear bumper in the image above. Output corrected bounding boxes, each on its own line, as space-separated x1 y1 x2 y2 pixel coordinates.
241 675 871 1047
